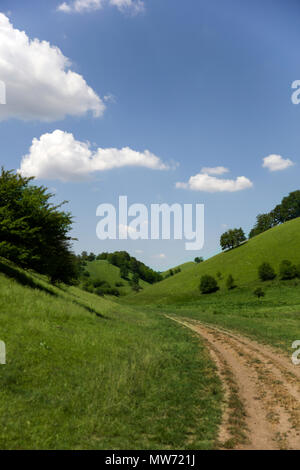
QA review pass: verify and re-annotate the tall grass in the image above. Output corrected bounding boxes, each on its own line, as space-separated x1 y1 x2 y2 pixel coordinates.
0 266 221 449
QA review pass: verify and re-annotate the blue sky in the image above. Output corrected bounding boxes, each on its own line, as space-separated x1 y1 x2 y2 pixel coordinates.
0 0 299 269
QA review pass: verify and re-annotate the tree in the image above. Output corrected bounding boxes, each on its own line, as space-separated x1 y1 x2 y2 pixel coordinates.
279 191 300 222
254 287 265 298
87 252 96 262
131 272 142 292
120 264 129 279
249 213 275 238
249 190 300 239
194 257 204 264
199 275 219 294
279 260 298 280
258 262 276 281
220 228 246 251
0 168 77 284
226 274 236 290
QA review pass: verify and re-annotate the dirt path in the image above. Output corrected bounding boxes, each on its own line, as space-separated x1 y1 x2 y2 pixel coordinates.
166 316 300 450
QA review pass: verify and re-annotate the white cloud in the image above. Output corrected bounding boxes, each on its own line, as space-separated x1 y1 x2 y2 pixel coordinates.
176 173 253 192
201 166 229 175
262 154 294 172
109 0 145 14
57 0 144 14
135 249 143 254
18 130 169 182
103 93 116 103
0 13 104 121
57 0 104 12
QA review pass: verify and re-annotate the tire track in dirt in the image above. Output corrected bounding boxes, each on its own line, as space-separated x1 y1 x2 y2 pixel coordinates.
166 316 300 450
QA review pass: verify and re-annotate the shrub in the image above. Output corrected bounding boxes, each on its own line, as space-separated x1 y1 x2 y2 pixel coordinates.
199 275 219 294
93 279 110 289
254 287 265 298
279 260 298 280
258 262 276 281
226 274 236 290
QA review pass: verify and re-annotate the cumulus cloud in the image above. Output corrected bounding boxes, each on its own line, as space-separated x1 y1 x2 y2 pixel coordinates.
200 166 229 175
176 173 253 193
57 0 144 14
262 154 294 172
18 130 169 182
0 13 104 121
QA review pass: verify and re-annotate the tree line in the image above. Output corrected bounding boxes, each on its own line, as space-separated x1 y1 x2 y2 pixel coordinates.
249 190 300 238
219 190 300 251
79 250 163 285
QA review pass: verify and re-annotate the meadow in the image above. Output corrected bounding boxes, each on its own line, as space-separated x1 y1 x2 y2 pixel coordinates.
0 260 222 450
1 217 300 449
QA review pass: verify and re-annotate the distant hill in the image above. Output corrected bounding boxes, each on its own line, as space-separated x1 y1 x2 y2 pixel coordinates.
125 218 300 305
85 259 150 295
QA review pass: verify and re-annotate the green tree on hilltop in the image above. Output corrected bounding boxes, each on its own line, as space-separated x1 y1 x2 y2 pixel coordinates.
220 228 246 251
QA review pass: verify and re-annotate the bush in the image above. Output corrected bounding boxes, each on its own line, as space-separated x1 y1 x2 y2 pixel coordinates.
199 275 219 294
258 262 276 281
93 279 110 289
279 260 298 280
254 287 265 298
226 274 236 290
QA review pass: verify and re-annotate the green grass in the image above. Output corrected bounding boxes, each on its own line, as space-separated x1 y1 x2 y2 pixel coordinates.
0 260 222 449
85 259 149 295
126 218 300 305
124 219 300 354
151 281 300 354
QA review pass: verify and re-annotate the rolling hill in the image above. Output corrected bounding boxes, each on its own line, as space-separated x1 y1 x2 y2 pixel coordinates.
125 218 300 305
84 259 150 295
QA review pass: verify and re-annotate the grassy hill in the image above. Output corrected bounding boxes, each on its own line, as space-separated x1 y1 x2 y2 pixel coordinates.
0 258 221 449
85 259 149 295
126 218 300 306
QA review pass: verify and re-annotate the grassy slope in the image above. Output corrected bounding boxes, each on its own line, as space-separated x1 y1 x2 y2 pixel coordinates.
126 218 300 305
125 219 300 354
86 260 149 295
0 260 221 449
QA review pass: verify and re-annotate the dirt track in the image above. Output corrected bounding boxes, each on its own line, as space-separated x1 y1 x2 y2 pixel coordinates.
167 316 300 450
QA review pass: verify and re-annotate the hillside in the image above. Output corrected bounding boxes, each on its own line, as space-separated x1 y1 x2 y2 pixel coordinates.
0 257 221 449
84 259 149 295
125 218 300 305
